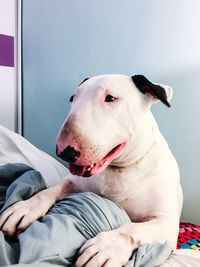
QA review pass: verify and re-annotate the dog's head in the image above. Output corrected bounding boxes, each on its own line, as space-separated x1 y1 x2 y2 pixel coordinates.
56 74 172 177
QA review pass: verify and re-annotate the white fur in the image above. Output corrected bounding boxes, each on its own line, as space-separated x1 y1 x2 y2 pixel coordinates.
57 74 183 248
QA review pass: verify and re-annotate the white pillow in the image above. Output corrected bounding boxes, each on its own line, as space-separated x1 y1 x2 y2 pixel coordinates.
0 125 69 187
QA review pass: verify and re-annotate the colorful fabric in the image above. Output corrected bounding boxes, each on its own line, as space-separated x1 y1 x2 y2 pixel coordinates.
177 222 200 250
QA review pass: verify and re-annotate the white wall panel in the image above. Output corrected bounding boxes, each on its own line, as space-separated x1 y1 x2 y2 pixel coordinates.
0 0 19 132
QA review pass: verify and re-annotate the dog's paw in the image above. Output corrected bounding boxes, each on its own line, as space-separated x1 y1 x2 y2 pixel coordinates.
0 190 53 236
75 229 133 267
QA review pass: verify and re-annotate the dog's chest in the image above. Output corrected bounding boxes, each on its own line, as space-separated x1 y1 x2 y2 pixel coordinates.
86 166 161 221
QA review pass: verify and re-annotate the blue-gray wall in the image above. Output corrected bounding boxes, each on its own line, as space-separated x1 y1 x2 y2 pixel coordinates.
22 0 200 224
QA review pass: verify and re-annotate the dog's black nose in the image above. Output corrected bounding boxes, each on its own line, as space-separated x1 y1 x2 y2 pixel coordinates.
56 145 81 163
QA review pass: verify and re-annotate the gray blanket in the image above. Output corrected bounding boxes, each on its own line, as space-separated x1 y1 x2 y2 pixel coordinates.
0 164 173 267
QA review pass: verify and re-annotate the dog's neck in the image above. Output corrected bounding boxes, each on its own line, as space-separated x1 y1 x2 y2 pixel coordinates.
111 111 162 168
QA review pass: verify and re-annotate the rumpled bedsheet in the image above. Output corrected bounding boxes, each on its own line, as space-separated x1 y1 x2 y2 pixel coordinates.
0 163 173 267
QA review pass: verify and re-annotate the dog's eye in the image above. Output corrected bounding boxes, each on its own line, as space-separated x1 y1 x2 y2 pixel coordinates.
105 95 117 102
69 95 75 102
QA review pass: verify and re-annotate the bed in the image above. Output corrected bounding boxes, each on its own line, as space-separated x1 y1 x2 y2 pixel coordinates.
0 124 200 266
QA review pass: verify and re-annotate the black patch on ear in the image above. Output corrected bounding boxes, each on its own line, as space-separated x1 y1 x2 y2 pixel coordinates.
131 75 170 107
79 78 90 86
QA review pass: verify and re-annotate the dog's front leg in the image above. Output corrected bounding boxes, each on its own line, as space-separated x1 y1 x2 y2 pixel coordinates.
75 217 178 267
117 217 179 248
0 176 79 236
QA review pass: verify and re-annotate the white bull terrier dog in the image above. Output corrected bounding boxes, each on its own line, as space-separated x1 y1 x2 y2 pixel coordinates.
0 74 183 267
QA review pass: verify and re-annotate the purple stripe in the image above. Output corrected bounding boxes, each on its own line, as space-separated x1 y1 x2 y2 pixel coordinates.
0 34 14 67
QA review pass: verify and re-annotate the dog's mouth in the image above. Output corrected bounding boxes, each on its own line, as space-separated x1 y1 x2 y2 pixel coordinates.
69 143 125 177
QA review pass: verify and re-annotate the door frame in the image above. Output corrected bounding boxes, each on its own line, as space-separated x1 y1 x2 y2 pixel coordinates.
15 0 22 134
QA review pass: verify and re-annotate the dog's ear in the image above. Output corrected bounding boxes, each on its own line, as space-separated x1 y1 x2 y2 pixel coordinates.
79 78 90 86
131 75 172 107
